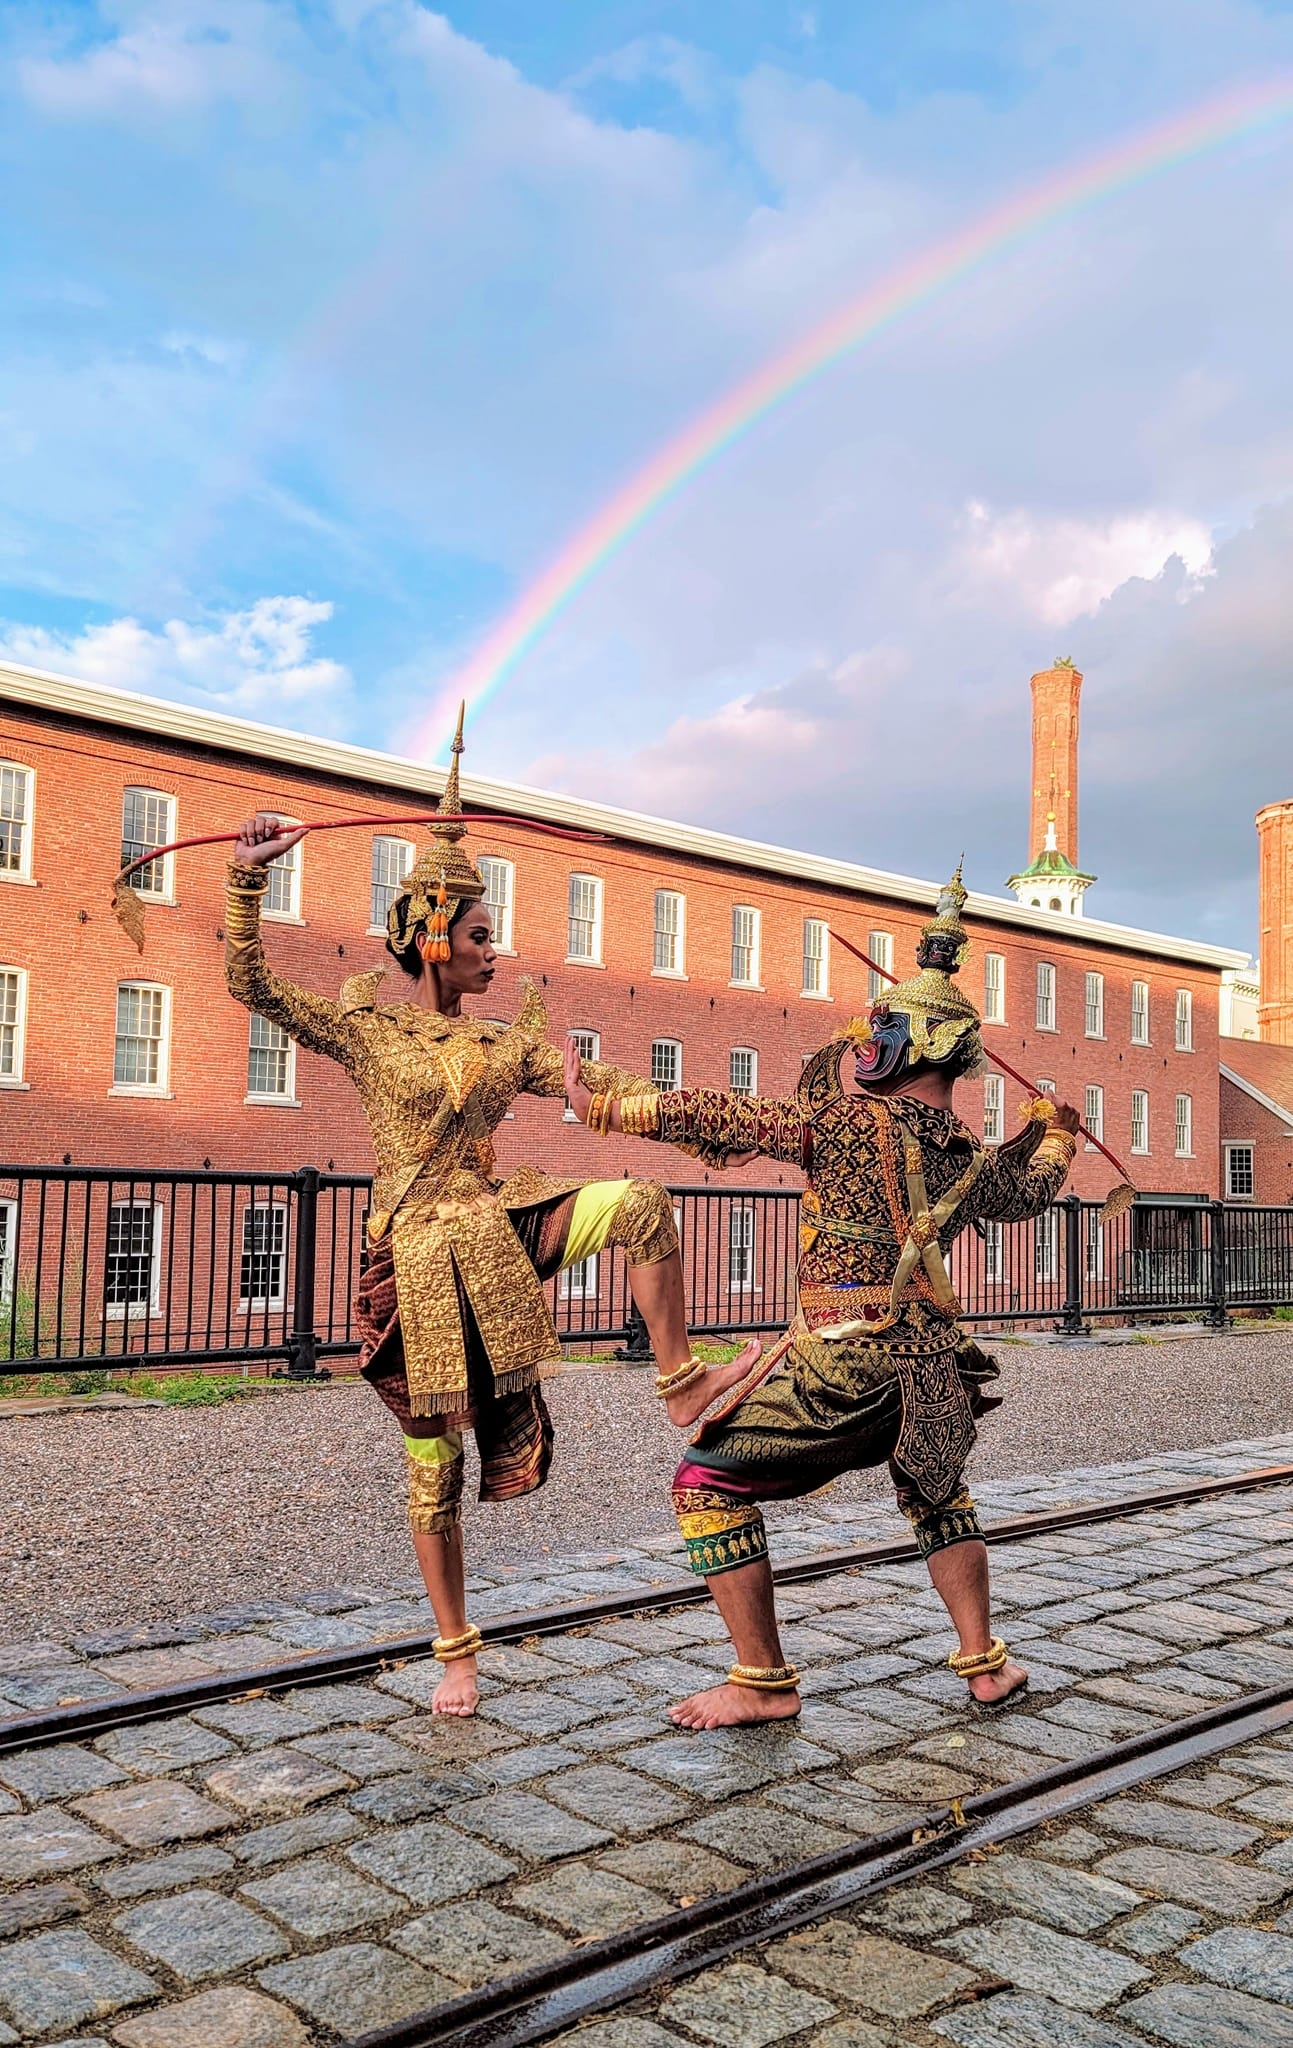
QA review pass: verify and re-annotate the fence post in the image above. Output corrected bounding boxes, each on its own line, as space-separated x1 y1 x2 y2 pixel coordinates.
285 1166 327 1380
1207 1198 1229 1330
614 1299 654 1364
1057 1195 1086 1336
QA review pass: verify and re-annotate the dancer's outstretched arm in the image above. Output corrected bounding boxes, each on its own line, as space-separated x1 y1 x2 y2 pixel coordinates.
563 1040 811 1171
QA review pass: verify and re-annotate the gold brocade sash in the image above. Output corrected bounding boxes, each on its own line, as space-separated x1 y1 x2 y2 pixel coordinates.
868 1105 985 1336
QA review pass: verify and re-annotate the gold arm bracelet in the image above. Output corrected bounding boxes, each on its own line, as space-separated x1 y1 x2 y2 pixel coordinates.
433 1625 483 1663
620 1093 660 1138
946 1636 1008 1678
654 1356 707 1399
729 1663 800 1692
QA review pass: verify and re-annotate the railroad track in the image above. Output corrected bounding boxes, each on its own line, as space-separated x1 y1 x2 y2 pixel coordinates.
349 1677 1293 2048
3 1460 1291 1757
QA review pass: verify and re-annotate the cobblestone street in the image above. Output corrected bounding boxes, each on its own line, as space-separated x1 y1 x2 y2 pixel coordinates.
2 1434 1293 2042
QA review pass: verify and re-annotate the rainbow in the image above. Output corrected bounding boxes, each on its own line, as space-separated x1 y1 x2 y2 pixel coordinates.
413 73 1293 761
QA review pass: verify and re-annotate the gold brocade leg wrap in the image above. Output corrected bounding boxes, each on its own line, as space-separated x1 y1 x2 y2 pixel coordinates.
673 1489 769 1577
607 1179 680 1269
895 1481 983 1561
405 1432 465 1534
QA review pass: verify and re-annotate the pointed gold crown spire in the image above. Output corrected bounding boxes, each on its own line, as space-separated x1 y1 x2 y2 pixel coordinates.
387 701 485 953
869 861 982 1068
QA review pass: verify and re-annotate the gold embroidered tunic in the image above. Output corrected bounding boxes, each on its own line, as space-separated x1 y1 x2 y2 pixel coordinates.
224 864 652 1411
649 1040 1075 1501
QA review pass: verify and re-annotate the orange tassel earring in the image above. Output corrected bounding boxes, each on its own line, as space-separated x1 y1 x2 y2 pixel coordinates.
427 872 452 963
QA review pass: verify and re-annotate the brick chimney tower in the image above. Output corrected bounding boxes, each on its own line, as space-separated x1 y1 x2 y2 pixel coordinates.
1008 658 1095 917
1257 799 1293 1043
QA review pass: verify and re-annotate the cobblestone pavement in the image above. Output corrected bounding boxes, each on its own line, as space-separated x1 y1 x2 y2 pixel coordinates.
0 1437 1292 2039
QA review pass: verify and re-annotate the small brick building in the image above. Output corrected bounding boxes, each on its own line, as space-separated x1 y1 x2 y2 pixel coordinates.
0 660 1243 1203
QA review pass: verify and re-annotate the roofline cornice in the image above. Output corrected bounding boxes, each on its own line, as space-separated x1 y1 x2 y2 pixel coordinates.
0 658 1249 974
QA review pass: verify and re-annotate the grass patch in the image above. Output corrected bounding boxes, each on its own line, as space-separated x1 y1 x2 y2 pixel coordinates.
0 1368 284 1406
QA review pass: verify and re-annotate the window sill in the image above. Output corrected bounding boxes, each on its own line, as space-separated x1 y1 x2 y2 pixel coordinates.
652 968 688 981
262 912 306 927
238 1304 286 1317
983 1017 1008 1028
1174 1151 1195 1160
729 982 765 994
0 873 36 887
1131 1039 1152 1050
0 1078 30 1091
799 989 833 1002
108 1087 174 1100
1084 1032 1106 1042
244 1095 302 1108
105 1306 159 1321
130 895 177 909
492 947 518 959
1034 1024 1059 1034
1175 1046 1194 1056
565 956 606 970
1130 1148 1151 1157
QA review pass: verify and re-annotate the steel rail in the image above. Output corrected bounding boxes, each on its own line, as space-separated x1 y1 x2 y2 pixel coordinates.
349 1677 1293 2048
2 1461 1290 1757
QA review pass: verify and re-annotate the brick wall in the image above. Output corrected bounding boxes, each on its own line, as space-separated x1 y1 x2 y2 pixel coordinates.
0 698 1225 1197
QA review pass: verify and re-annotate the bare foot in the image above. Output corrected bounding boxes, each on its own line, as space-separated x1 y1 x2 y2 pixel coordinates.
667 1681 800 1729
431 1657 479 1716
966 1658 1028 1706
665 1338 763 1429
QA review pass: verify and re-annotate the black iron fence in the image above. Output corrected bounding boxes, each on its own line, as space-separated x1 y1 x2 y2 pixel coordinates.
2 1166 1291 1377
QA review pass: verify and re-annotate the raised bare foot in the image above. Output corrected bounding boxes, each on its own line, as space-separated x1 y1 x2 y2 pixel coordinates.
431 1657 480 1716
665 1338 763 1429
667 1681 800 1729
966 1658 1028 1707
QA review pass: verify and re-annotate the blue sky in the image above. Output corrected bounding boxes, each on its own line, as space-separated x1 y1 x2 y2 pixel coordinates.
2 1 1292 948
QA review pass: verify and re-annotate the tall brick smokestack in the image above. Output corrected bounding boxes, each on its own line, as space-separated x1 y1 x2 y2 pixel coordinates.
1030 661 1082 869
1257 799 1293 1044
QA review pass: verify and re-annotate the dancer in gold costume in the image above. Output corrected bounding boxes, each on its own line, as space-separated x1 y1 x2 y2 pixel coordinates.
567 868 1078 1728
225 715 756 1713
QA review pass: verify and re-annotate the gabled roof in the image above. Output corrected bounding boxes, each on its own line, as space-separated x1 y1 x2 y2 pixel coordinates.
0 656 1249 973
1221 1044 1293 1132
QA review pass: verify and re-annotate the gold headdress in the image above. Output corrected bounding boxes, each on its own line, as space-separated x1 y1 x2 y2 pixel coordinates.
388 703 485 963
848 863 983 1073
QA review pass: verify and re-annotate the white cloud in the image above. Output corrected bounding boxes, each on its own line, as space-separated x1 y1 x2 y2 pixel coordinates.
19 3 283 115
159 331 248 371
0 597 350 717
952 501 1215 627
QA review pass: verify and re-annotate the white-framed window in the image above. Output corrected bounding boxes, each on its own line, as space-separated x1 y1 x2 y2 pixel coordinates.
731 905 761 988
0 1197 16 1311
247 1015 295 1101
561 1253 599 1300
1035 961 1057 1032
983 1073 1004 1144
121 787 175 901
1035 1210 1060 1284
370 836 415 932
105 1201 162 1315
1084 971 1104 1039
730 1047 757 1095
263 825 302 921
1175 1092 1193 1157
565 1028 599 1120
1085 1224 1105 1281
1131 980 1150 1045
1037 1076 1056 1096
0 967 28 1085
112 983 170 1093
983 1219 1004 1283
653 890 685 976
728 1205 756 1291
568 874 604 964
651 1038 681 1089
239 1202 288 1311
983 951 1005 1024
0 762 33 880
1085 1084 1104 1149
866 931 894 1004
802 918 829 997
1130 1089 1149 1155
1225 1142 1255 1200
1175 989 1194 1052
479 856 515 952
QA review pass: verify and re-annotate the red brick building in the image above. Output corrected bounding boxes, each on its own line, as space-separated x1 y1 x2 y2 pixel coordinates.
0 659 1244 1201
1220 1045 1293 1206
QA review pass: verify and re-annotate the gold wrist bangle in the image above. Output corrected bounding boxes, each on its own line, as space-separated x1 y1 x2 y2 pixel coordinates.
620 1094 661 1138
433 1625 483 1663
729 1663 800 1691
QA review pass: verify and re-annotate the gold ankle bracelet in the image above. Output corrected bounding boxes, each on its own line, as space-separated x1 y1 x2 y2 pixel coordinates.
946 1637 1008 1679
728 1663 800 1692
655 1356 707 1399
433 1625 483 1664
